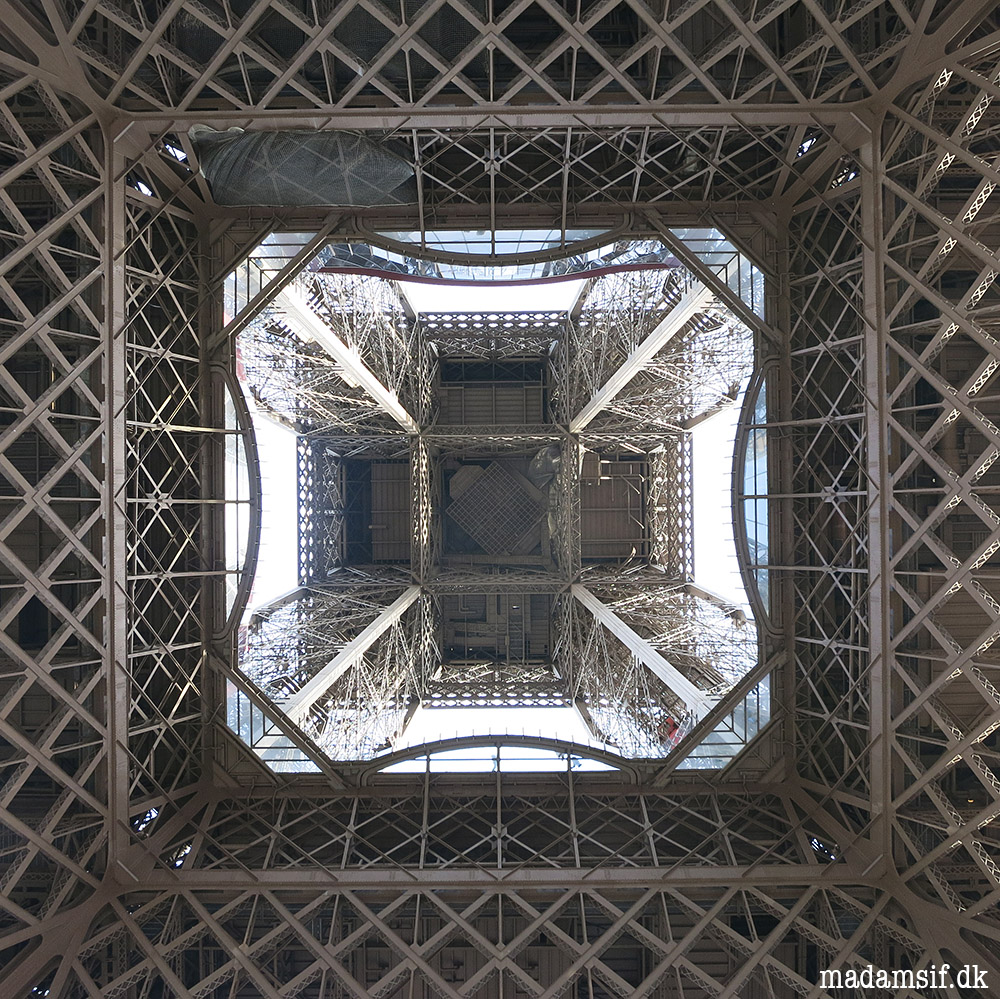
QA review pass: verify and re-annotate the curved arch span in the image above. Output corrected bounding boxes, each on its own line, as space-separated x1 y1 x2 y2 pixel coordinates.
217 364 263 638
361 735 640 784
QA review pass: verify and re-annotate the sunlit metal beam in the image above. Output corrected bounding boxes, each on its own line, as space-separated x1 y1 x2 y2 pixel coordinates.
274 285 420 433
280 585 421 727
569 276 714 432
572 584 716 720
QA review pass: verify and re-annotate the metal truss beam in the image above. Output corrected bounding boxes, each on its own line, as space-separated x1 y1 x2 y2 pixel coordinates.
119 107 862 130
210 216 342 350
142 864 851 889
9 0 1000 990
274 285 420 433
860 135 893 860
569 275 714 432
278 585 421 726
572 584 716 720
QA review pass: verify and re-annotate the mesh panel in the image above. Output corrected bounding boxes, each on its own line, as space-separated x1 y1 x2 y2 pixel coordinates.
190 127 416 206
446 463 544 555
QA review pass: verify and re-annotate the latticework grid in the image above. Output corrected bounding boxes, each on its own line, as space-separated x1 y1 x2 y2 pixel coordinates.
4 0 1000 994
445 462 545 556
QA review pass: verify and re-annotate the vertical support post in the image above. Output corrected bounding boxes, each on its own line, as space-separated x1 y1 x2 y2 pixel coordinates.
200 227 224 777
772 212 799 785
105 129 131 867
411 436 433 585
861 125 893 865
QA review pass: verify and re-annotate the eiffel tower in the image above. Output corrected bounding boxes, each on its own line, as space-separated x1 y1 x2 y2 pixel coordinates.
2 0 1000 994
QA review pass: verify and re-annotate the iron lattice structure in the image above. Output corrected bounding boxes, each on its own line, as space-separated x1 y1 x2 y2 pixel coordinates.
235 274 750 759
1 0 1000 996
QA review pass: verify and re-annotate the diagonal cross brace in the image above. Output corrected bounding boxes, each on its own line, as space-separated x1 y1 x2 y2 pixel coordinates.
254 586 422 753
274 285 420 433
569 276 714 432
572 584 716 720
282 585 422 726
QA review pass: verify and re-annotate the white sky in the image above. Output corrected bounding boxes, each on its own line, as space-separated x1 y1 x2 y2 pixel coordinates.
400 278 585 313
397 705 602 750
691 397 748 608
244 409 299 617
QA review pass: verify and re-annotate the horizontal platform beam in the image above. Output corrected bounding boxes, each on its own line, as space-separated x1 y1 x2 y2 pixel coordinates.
138 864 859 889
125 106 867 130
